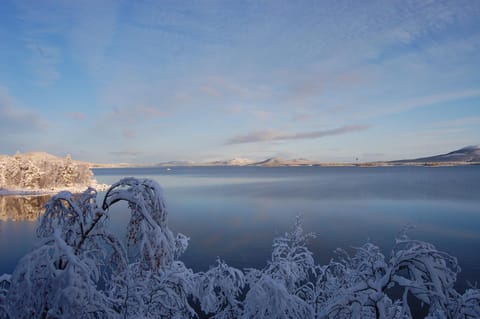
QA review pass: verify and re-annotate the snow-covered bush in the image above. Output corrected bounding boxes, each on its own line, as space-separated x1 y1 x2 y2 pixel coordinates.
1 177 479 318
0 274 10 319
242 217 316 319
195 259 245 318
5 188 122 318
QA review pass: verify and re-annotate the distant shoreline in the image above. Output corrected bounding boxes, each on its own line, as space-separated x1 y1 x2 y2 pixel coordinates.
90 145 480 168
91 161 480 169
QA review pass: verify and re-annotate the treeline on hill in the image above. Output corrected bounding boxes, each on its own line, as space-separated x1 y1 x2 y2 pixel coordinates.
0 152 92 191
0 178 479 318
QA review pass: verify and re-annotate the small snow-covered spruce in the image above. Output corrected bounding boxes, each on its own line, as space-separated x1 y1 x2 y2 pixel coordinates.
1 178 480 319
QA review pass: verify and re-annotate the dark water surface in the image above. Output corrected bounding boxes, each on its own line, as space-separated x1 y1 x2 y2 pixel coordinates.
1 166 479 292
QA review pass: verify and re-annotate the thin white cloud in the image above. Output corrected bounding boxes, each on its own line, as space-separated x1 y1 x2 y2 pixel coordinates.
0 87 47 134
122 128 137 139
68 0 119 76
111 105 166 122
15 0 119 84
379 88 480 116
109 150 141 157
91 104 167 142
226 125 369 145
432 116 480 129
293 113 314 122
25 42 61 86
250 110 272 120
66 112 86 120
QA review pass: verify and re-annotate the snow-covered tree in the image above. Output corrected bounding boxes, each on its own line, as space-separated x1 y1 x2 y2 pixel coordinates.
102 178 188 271
103 178 194 318
5 188 124 318
2 155 21 188
0 161 6 188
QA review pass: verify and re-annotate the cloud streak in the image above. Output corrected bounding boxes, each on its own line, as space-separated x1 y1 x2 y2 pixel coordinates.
109 150 141 157
226 125 369 145
66 112 86 120
0 87 47 134
111 105 166 122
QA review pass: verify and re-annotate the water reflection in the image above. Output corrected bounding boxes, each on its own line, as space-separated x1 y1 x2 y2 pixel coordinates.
0 195 50 221
1 166 479 289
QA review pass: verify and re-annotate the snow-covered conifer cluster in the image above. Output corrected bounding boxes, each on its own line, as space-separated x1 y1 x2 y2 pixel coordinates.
0 178 478 318
0 152 97 194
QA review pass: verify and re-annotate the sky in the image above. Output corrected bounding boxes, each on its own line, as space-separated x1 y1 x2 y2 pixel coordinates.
0 0 479 164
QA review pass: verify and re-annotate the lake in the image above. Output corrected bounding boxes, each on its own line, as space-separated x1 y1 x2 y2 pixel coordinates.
1 166 479 292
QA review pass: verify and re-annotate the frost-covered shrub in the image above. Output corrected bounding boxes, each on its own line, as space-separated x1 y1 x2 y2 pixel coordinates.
0 274 10 319
242 217 316 319
1 178 479 319
195 259 245 318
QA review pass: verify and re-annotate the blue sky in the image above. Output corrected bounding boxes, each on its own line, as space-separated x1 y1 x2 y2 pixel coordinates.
1 0 479 163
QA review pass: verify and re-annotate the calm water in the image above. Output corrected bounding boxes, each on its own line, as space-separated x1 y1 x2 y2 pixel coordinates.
1 166 479 292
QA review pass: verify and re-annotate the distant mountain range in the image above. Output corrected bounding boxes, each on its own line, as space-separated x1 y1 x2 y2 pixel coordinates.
247 157 318 167
153 145 480 167
146 146 480 167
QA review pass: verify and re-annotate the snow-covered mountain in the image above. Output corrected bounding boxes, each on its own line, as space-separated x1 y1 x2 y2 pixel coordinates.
393 145 480 163
249 157 318 167
208 158 255 166
154 160 196 167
